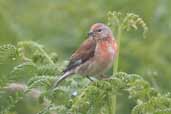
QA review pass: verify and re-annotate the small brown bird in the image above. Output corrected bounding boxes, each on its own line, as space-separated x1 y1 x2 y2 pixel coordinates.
54 23 118 87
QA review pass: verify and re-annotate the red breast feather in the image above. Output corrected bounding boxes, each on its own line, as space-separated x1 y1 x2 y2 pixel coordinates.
79 37 118 76
96 37 117 60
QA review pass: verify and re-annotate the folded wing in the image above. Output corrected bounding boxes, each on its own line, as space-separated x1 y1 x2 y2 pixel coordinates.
63 38 96 73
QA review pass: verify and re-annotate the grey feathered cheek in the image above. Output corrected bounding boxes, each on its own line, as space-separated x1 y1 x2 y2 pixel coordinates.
100 30 109 39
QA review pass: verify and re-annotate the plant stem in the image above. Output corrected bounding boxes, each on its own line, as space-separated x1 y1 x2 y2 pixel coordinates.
113 26 122 74
108 26 122 114
108 94 116 114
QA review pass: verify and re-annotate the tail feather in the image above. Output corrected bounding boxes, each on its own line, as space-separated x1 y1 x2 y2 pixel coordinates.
53 71 74 88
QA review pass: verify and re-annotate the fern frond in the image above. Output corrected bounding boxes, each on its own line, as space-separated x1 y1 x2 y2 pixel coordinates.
28 75 55 89
36 64 60 76
71 73 129 114
70 72 169 114
132 95 171 114
17 41 55 65
107 11 148 38
0 91 24 114
0 44 18 63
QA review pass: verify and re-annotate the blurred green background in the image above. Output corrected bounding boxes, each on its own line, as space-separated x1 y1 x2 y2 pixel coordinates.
0 0 171 114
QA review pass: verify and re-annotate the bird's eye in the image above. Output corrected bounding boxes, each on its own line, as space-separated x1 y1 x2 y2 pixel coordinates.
97 29 102 32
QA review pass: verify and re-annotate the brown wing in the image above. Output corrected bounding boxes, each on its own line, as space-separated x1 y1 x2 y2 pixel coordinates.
63 38 96 73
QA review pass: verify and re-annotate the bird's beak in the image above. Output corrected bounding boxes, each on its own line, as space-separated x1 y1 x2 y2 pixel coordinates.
88 31 94 37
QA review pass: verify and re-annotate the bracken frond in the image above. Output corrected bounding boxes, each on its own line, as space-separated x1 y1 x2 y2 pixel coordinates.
0 44 18 63
71 72 171 114
107 11 148 38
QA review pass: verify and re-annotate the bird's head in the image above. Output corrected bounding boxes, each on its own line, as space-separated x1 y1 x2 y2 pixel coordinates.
88 23 113 40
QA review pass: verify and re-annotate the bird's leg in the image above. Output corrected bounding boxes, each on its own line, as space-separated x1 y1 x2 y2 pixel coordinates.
99 74 111 80
86 76 94 82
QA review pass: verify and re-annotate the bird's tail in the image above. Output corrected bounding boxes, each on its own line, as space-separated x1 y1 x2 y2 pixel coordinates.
53 71 74 88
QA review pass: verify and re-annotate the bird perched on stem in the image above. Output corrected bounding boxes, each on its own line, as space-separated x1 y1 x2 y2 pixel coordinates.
53 23 118 87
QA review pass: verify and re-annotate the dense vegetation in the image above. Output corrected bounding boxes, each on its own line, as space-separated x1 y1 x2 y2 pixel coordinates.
0 0 171 114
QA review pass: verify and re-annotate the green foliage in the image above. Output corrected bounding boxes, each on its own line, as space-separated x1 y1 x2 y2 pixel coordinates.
107 11 148 74
0 44 18 63
0 41 87 114
0 41 59 114
0 0 171 114
71 72 171 114
107 11 148 37
0 91 24 114
0 40 171 114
